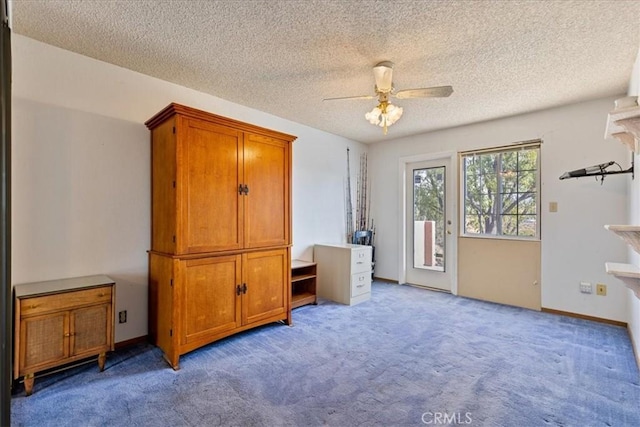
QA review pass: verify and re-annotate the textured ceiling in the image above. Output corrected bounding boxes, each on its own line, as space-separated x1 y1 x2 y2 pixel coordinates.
10 0 640 144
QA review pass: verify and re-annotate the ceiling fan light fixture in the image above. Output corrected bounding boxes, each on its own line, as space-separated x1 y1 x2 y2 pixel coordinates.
326 60 451 136
373 61 394 93
365 101 403 134
365 106 382 125
385 103 403 124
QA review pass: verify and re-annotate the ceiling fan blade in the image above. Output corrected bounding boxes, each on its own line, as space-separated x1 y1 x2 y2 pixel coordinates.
373 61 394 93
394 85 454 99
323 95 376 101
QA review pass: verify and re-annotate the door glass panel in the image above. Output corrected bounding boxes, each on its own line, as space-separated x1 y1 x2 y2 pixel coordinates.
413 166 445 271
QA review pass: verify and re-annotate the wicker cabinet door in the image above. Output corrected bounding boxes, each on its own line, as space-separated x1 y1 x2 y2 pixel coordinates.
242 249 288 325
181 255 242 345
20 312 69 374
180 118 244 254
71 304 111 357
243 134 290 249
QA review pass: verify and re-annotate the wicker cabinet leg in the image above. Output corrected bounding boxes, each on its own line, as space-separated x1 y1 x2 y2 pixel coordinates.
23 373 34 396
98 353 106 372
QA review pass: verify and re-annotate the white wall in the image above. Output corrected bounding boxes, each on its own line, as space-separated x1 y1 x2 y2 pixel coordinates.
12 33 635 337
629 151 640 364
369 98 630 322
11 35 366 342
626 48 640 364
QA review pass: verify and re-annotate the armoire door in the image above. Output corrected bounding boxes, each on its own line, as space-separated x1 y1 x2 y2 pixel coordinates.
180 117 244 254
181 255 242 345
242 249 288 325
150 118 178 255
243 134 290 249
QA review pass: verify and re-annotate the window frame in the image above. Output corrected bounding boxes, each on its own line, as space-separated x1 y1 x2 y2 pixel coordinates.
460 141 541 240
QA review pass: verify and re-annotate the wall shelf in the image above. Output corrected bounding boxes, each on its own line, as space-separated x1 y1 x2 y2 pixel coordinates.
605 101 640 152
604 225 640 254
603 98 640 300
605 225 640 299
605 262 640 298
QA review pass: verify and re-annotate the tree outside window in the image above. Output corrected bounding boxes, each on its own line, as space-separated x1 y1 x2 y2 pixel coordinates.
463 146 539 238
414 166 445 267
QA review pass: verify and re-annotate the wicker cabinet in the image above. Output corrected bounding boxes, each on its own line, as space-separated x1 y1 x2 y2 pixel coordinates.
146 104 295 369
13 275 115 395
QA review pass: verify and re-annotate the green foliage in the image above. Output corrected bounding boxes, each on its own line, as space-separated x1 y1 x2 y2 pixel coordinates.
463 148 538 237
410 147 538 269
414 166 445 264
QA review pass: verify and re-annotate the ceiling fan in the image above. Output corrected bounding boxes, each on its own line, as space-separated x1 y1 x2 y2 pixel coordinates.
324 61 453 135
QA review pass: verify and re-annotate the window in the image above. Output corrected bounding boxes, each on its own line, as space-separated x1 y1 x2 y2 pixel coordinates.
461 143 540 238
413 166 445 270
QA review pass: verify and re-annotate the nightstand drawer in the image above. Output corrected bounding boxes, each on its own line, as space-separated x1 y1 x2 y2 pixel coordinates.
351 248 371 274
20 286 112 317
351 272 371 297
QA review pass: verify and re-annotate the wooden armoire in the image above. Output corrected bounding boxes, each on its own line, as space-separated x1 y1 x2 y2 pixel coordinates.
146 103 295 369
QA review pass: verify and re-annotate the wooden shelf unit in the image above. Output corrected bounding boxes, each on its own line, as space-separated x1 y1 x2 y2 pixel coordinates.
291 260 317 309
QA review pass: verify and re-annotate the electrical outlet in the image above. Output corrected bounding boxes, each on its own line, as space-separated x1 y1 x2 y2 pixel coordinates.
119 310 127 323
596 284 607 296
579 282 592 294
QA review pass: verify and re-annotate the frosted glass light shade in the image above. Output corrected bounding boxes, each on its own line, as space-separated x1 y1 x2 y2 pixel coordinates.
365 101 403 134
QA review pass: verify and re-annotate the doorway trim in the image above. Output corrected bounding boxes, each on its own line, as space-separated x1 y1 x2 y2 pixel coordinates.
1 0 11 423
398 150 458 295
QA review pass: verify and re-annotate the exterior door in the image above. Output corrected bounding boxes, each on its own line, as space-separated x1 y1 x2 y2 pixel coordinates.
405 159 454 291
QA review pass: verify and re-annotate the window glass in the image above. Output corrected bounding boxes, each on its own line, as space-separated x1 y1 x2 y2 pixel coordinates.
462 145 539 238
